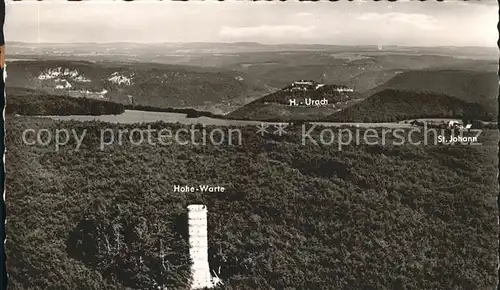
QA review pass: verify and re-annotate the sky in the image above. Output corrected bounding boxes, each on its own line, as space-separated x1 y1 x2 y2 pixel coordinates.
4 0 499 47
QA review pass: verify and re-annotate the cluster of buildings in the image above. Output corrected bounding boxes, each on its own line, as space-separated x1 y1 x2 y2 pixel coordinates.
447 120 472 130
289 80 324 91
288 80 354 93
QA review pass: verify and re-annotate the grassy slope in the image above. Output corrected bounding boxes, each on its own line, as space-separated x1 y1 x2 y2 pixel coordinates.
326 89 494 123
5 117 498 290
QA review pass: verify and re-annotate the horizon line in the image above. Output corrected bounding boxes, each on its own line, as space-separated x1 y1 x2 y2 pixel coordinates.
7 41 498 49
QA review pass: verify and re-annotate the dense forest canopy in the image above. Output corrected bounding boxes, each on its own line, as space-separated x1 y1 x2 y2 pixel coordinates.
7 87 125 116
5 117 498 289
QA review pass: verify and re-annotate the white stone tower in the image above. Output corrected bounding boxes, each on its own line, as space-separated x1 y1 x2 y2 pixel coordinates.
187 205 215 289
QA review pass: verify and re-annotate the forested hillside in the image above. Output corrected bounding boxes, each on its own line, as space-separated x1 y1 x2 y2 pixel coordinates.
7 87 125 116
7 60 270 114
327 89 493 123
5 117 498 290
364 70 498 115
228 83 361 121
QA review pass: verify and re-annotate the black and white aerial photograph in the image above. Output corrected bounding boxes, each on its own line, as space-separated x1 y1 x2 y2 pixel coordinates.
2 0 499 289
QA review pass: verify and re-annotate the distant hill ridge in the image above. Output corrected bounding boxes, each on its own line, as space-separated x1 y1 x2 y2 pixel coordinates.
364 69 498 115
261 80 357 104
327 89 494 123
227 80 361 121
7 59 270 114
7 87 125 116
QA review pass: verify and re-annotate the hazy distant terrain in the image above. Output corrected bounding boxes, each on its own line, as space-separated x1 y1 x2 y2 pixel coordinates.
219 51 497 92
7 42 498 117
8 42 499 61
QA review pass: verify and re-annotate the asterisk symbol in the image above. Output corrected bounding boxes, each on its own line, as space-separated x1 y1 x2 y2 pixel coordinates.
273 123 288 136
256 123 269 136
